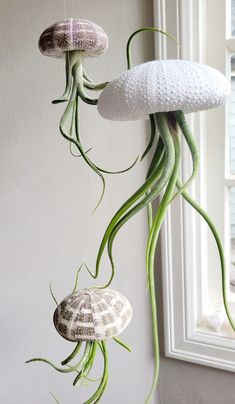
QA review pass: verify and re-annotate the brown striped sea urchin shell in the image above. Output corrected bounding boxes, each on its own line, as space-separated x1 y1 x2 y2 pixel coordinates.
38 18 108 58
53 288 132 342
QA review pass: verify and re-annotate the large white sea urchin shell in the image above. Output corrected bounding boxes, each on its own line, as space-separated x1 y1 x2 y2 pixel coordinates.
97 60 230 120
39 18 108 58
53 288 132 342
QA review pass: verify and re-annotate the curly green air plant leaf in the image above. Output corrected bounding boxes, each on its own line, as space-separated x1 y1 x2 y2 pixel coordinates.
26 270 132 404
38 18 138 210
95 28 232 403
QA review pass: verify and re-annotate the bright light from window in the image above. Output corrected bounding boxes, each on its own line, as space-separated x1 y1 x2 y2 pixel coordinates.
229 55 235 295
230 187 235 293
231 0 235 35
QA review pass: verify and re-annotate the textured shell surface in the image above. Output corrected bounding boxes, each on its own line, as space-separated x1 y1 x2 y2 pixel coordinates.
39 18 108 58
97 59 230 120
53 288 132 342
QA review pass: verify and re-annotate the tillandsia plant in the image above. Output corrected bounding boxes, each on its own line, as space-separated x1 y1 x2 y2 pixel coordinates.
94 29 235 402
29 21 234 404
26 269 132 403
38 18 138 209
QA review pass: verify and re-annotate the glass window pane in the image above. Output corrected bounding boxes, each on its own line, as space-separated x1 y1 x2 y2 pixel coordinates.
230 186 235 292
232 0 235 36
229 56 235 174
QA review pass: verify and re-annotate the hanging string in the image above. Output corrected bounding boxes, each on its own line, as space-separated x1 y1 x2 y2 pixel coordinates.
72 0 75 17
74 0 78 17
63 0 67 18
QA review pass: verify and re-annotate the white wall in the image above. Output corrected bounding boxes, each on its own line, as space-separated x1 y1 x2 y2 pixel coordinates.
0 1 155 403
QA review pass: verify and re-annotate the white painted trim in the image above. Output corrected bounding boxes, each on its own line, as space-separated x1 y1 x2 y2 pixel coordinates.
154 0 235 371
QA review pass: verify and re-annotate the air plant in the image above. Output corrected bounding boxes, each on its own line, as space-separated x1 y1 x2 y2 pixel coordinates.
93 30 233 402
26 272 132 403
31 22 234 404
38 18 137 209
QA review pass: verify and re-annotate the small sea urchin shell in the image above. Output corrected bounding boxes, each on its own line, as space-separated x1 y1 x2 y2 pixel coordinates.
97 59 230 120
53 288 132 342
38 18 108 58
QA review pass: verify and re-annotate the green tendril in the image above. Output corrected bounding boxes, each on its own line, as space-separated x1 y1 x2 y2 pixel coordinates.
73 341 98 386
105 149 165 287
96 155 139 175
113 337 132 352
83 70 108 91
170 110 199 201
26 341 92 374
126 27 180 70
49 281 58 306
69 143 93 158
61 341 83 366
145 113 181 403
82 374 102 383
52 52 77 104
83 78 108 91
53 51 137 212
74 96 106 211
177 179 235 332
71 263 84 294
49 391 60 404
96 113 172 287
83 341 108 404
59 91 105 211
141 114 157 161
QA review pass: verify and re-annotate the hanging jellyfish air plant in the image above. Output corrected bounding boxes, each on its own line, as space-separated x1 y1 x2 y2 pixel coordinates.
27 281 132 403
96 45 233 403
38 18 138 209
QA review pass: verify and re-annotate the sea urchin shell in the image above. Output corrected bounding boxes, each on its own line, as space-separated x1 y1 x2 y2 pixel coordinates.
97 59 230 120
53 288 132 342
38 18 109 58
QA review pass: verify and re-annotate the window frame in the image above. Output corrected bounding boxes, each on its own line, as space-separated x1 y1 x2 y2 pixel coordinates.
226 2 235 304
154 0 235 371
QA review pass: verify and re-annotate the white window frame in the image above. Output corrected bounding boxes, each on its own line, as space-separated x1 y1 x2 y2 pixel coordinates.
154 0 235 371
226 1 235 305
